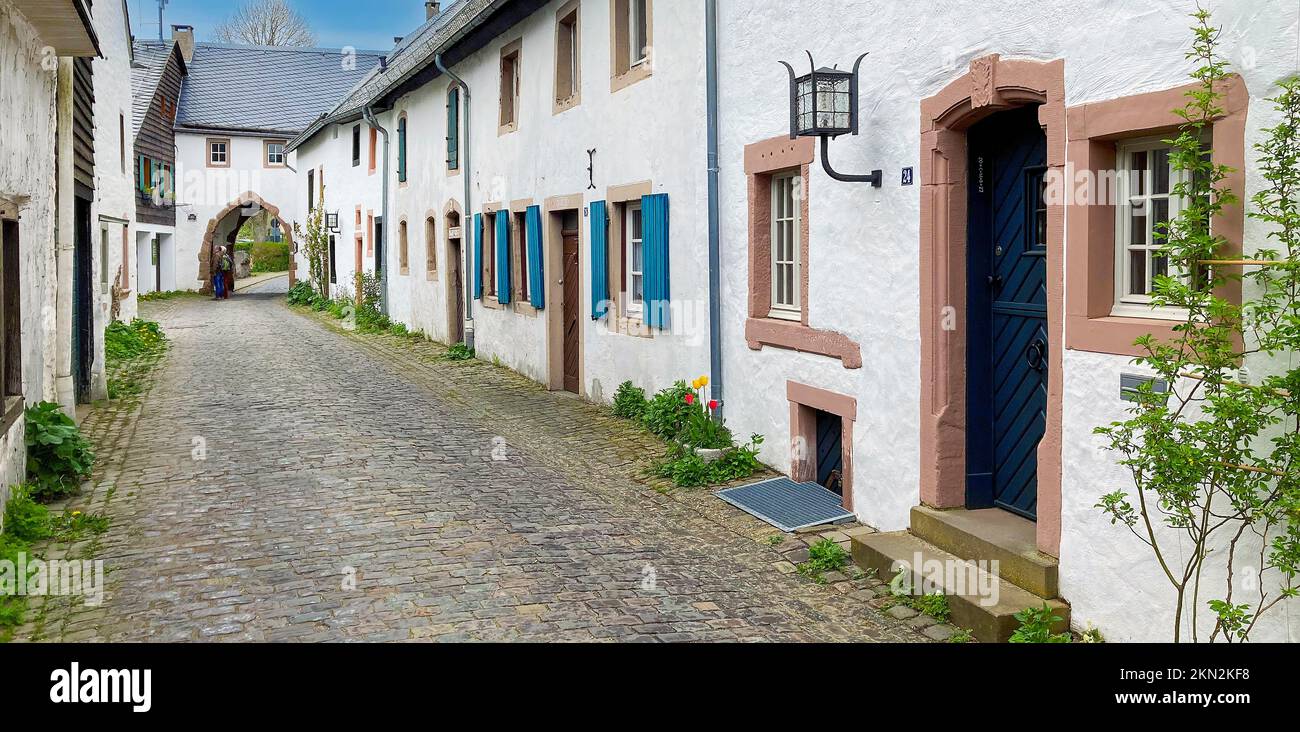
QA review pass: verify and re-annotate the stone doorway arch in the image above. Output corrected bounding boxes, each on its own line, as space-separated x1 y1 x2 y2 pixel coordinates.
199 191 296 294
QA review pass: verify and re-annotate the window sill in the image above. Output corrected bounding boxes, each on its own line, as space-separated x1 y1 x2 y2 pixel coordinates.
767 308 802 322
399 267 410 277
1110 302 1189 322
498 122 519 137
1065 314 1182 358
745 317 862 369
553 95 581 116
611 63 652 94
426 269 438 282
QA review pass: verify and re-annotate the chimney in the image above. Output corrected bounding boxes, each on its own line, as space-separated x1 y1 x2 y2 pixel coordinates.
426 2 441 20
171 24 194 64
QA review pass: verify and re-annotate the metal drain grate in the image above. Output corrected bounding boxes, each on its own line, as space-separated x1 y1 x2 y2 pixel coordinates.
716 477 854 532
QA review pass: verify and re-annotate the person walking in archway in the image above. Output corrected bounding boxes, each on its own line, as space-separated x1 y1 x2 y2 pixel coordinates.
213 246 233 300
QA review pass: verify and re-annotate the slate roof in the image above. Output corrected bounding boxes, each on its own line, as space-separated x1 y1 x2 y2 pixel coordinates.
288 0 504 151
130 40 181 139
175 42 386 136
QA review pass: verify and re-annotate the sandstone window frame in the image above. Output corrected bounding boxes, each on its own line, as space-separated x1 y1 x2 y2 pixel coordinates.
743 134 861 369
264 139 287 168
398 218 410 276
1064 75 1247 358
425 214 438 277
604 180 654 338
481 206 500 306
499 39 522 136
554 1 581 114
206 138 230 168
610 0 652 93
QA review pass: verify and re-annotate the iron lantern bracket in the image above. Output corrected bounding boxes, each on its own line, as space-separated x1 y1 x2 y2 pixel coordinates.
819 135 883 187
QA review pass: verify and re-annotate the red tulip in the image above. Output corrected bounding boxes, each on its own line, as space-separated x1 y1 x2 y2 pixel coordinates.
708 400 719 410
685 393 695 405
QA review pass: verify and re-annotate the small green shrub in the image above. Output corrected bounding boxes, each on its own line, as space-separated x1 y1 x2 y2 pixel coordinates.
24 402 94 501
612 381 648 420
2 486 50 542
388 322 409 337
679 408 732 450
948 627 975 644
249 241 291 273
444 343 476 361
642 381 695 440
0 533 30 635
287 280 317 306
1009 603 1071 643
327 300 350 319
653 434 765 488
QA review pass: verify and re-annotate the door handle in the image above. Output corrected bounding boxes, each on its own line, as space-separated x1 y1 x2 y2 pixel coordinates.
1026 339 1047 372
987 274 1003 289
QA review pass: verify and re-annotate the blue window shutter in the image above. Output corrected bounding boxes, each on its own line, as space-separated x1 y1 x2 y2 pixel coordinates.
473 213 483 300
496 212 511 305
590 201 609 319
642 193 671 329
526 205 545 309
397 118 407 182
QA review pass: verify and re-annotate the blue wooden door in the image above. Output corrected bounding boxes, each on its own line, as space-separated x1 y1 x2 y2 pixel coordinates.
966 106 1047 520
815 410 843 494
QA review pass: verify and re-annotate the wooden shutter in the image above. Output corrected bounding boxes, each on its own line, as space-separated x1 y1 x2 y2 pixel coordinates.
447 89 460 170
642 193 670 329
473 213 483 299
590 200 609 319
397 117 408 182
526 206 544 309
496 212 511 305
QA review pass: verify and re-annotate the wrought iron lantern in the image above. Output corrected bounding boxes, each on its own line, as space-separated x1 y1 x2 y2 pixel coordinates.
325 212 340 233
782 52 882 187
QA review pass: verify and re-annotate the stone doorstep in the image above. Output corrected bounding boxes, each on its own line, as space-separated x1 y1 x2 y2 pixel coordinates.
850 530 1070 644
909 506 1059 599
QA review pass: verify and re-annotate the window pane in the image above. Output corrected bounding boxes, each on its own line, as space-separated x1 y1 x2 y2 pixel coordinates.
1151 198 1170 245
632 274 643 303
1130 208 1147 247
1131 151 1148 196
1130 250 1147 296
632 241 643 272
1153 148 1170 195
631 208 642 241
1152 254 1168 282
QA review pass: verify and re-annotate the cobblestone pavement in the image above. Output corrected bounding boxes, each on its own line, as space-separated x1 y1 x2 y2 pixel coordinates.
16 290 932 643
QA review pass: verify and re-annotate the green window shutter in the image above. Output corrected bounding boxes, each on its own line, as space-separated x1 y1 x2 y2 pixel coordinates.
642 194 671 330
526 205 544 309
473 213 483 299
496 212 511 305
397 117 408 182
590 201 609 319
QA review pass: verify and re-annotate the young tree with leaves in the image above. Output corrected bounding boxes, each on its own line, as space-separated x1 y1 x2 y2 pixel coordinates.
1096 10 1300 642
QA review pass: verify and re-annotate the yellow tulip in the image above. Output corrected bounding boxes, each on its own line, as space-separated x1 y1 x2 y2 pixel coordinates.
698 376 709 388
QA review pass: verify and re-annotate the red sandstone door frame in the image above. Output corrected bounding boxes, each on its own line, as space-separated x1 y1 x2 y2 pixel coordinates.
918 55 1066 557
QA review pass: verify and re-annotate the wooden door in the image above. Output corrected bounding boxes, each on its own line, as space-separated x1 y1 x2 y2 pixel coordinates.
562 231 580 393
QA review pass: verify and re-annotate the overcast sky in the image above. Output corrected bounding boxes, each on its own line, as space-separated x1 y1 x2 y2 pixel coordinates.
128 0 427 51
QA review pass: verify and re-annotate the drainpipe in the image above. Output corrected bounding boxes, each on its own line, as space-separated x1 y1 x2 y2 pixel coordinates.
435 52 473 349
363 105 390 315
705 0 724 419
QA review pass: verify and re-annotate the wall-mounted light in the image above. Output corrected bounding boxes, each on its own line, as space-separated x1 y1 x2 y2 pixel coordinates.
326 212 340 233
781 52 882 187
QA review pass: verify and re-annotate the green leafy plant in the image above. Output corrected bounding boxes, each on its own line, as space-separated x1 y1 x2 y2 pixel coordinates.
2 486 50 543
797 538 850 582
911 593 951 623
948 627 975 644
1009 603 1071 644
444 343 476 361
653 434 764 488
1094 11 1300 642
642 381 696 440
49 509 110 543
287 280 317 306
138 290 202 302
0 533 30 637
24 402 94 501
612 381 648 420
104 319 166 362
292 184 331 301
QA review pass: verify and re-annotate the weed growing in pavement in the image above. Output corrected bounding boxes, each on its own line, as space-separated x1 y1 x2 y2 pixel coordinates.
443 343 475 361
24 403 94 502
1009 603 1071 643
796 539 850 583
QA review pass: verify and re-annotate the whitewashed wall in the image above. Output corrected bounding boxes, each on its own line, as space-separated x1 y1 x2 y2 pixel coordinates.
174 132 300 291
719 0 1300 641
296 0 712 399
0 1 62 517
90 0 135 398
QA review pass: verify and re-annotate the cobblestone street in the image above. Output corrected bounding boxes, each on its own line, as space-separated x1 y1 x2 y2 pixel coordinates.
17 288 928 643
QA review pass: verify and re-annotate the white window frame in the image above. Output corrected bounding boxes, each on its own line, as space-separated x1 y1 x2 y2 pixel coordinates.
629 0 648 68
625 202 644 316
1112 135 1191 321
769 171 801 320
266 141 285 166
209 141 228 165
